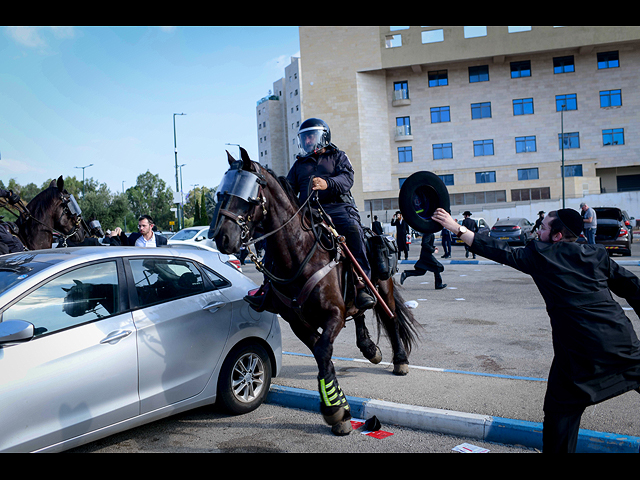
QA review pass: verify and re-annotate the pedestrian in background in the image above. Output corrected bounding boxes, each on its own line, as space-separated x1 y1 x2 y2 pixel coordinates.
400 233 447 290
580 202 597 244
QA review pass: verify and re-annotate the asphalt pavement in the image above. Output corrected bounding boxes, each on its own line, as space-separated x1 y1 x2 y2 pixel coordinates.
242 236 640 453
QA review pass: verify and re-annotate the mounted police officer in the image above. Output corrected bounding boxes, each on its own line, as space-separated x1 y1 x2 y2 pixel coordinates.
246 118 375 311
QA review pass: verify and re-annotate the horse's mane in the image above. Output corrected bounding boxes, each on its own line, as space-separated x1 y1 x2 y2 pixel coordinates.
27 185 60 220
263 166 300 208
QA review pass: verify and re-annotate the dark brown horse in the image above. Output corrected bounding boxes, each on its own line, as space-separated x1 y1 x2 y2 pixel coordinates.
14 176 85 250
210 148 420 435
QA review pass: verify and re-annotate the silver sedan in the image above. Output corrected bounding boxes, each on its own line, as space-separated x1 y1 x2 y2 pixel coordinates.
0 245 281 452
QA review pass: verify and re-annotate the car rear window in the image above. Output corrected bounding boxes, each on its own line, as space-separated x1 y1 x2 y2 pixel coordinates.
0 262 51 294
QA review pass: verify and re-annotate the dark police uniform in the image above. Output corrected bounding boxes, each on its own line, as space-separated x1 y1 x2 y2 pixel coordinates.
287 147 371 279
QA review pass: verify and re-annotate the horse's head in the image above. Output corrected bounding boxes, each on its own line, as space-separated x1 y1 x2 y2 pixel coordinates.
208 148 267 254
24 176 85 249
51 176 85 243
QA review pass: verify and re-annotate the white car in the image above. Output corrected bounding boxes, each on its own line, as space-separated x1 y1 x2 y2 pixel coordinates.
168 226 242 271
0 246 281 452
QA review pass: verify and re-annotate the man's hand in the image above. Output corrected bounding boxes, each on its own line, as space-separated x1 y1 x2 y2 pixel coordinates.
311 177 328 191
431 208 459 232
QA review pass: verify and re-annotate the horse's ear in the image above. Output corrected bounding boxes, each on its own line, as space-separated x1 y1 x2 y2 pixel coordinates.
56 175 64 191
240 147 253 171
226 150 236 165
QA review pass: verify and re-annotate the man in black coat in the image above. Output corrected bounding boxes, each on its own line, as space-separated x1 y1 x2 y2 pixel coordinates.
391 211 410 260
372 215 384 235
461 211 478 259
432 207 640 453
399 233 447 289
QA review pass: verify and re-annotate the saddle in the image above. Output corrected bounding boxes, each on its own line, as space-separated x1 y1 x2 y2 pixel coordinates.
246 206 397 319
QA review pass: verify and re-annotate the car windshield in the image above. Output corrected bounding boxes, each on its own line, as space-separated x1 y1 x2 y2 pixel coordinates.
170 229 203 241
0 258 52 294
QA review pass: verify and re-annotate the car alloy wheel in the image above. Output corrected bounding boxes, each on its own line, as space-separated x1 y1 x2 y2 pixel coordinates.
232 351 266 403
217 344 272 414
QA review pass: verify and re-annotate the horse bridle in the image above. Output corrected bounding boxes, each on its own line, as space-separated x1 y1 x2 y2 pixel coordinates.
2 191 84 249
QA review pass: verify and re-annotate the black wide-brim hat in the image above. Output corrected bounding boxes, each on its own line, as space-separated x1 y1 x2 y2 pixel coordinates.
398 171 450 234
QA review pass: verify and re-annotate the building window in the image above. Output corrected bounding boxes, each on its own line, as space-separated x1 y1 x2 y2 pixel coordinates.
438 174 454 186
513 98 534 115
597 51 619 69
510 60 531 78
553 55 575 74
433 143 453 159
517 168 539 181
428 70 448 87
469 65 489 83
516 136 537 153
556 94 577 111
603 128 625 146
559 132 580 149
473 139 494 156
422 29 444 44
564 165 583 177
475 171 496 184
385 34 402 48
398 146 413 162
451 190 506 206
471 102 491 119
430 106 450 123
600 89 622 107
393 81 409 100
396 116 411 136
512 187 550 201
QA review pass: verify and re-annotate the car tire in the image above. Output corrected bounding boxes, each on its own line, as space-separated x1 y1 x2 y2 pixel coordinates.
217 343 272 415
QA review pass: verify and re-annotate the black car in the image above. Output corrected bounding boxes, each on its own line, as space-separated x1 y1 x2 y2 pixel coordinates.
489 217 534 245
578 207 632 256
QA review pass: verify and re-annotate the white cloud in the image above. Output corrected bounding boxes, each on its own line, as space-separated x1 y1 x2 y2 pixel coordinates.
6 27 47 48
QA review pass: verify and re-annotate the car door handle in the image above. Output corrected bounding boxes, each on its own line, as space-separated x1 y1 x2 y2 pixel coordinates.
100 330 133 345
202 301 226 313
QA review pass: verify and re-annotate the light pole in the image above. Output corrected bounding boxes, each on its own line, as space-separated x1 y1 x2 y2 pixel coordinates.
173 113 186 229
179 163 186 229
560 103 566 209
122 181 127 233
75 164 94 197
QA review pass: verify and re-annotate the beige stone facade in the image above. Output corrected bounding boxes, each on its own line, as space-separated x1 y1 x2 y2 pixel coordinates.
260 26 640 223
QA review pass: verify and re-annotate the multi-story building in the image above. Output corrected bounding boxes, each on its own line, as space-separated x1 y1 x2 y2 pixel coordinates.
260 26 640 225
256 56 303 176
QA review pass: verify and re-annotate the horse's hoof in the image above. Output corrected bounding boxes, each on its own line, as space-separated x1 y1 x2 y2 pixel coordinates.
393 363 409 376
331 420 353 436
367 346 382 364
322 407 348 426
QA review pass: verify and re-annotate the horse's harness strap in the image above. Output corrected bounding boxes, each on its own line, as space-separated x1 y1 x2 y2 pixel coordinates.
270 258 339 317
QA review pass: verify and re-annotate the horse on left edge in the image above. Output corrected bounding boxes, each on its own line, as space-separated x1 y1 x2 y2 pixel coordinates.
13 176 85 250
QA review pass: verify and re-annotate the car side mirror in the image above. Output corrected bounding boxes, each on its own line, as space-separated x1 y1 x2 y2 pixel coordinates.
0 320 35 345
195 236 205 242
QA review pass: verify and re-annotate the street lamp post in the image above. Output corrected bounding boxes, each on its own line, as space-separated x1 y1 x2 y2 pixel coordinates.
75 164 94 197
179 163 186 229
174 113 186 229
560 104 566 209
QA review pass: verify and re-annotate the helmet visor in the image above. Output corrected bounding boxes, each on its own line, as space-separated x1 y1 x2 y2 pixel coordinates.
298 128 324 155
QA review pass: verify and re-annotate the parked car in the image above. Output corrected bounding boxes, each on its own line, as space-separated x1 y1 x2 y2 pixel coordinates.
0 246 282 452
489 217 534 245
169 226 242 271
451 218 490 244
577 207 632 256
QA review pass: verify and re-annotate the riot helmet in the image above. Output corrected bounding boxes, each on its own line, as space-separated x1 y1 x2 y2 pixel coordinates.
297 118 331 157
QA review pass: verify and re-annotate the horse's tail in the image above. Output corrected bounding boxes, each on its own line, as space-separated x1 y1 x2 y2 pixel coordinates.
373 279 422 356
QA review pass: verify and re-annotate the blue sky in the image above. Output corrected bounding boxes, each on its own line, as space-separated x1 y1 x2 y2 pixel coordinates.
0 26 300 195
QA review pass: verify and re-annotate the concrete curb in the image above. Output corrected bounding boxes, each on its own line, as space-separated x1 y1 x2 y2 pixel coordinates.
398 259 640 267
266 385 640 453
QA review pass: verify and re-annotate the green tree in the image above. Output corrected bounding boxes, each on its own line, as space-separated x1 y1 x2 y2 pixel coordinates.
126 171 174 230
